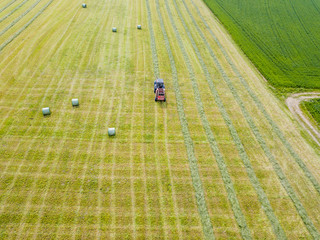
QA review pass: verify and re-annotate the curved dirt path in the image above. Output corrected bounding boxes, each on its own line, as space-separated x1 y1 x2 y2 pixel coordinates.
286 92 320 147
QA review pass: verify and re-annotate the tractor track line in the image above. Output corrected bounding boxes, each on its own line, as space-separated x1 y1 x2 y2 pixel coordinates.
182 0 320 238
0 0 53 52
0 0 17 14
168 0 284 238
146 0 215 238
189 0 320 199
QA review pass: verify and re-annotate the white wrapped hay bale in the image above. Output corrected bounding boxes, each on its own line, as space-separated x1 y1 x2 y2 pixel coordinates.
42 107 50 116
82 3 87 8
108 128 115 136
137 25 141 29
72 98 79 106
112 27 117 32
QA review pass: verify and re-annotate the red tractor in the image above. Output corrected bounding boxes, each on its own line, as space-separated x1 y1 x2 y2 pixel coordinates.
154 79 166 102
155 88 166 102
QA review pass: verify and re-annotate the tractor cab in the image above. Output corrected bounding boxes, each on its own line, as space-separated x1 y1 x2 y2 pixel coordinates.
154 79 165 93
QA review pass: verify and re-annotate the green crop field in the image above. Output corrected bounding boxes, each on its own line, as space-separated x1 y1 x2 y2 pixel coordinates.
303 99 320 128
0 0 320 239
202 0 320 90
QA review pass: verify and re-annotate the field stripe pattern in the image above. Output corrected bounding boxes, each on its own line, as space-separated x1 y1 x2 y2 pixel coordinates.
176 0 320 238
188 0 320 197
0 0 319 238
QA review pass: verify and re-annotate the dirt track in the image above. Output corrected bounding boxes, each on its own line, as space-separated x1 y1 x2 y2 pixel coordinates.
286 93 320 147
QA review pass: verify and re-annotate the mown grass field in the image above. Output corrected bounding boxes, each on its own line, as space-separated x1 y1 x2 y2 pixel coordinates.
0 0 320 239
202 0 320 90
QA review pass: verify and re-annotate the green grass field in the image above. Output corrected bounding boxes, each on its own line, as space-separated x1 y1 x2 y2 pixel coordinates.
303 99 320 128
0 0 320 239
202 0 320 90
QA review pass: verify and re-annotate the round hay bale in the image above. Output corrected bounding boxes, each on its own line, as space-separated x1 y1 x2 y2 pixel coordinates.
82 3 86 8
42 107 51 116
108 128 116 136
72 98 79 106
112 27 117 32
137 25 142 29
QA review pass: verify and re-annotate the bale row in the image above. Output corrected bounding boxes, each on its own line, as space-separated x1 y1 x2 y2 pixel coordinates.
41 99 115 136
42 99 79 116
112 26 142 32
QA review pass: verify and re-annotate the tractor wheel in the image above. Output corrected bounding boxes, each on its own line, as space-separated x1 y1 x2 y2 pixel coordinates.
164 98 166 102
155 98 157 102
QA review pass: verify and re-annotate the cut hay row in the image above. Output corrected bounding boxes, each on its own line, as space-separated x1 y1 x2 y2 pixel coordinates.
147 0 215 238
178 0 320 238
0 0 43 37
0 0 29 24
168 0 288 238
0 0 53 52
0 0 17 14
188 0 320 198
163 0 253 239
32 1 115 238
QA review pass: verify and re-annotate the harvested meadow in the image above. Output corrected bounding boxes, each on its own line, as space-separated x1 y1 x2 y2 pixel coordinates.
0 0 319 238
